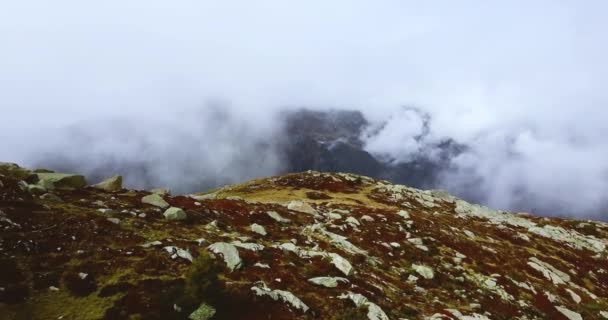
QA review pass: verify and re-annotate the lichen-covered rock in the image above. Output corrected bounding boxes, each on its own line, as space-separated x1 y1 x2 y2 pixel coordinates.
250 223 267 236
232 241 264 252
92 175 122 192
141 193 170 208
527 257 570 285
412 264 434 279
555 306 583 320
188 303 216 320
286 200 318 216
267 211 290 223
163 207 187 220
308 277 348 288
208 242 242 271
35 173 86 189
164 246 193 262
251 282 309 313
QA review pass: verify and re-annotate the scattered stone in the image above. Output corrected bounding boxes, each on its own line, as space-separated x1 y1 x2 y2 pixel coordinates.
555 306 583 320
286 200 318 216
164 246 193 262
208 242 242 271
527 257 570 285
327 253 353 276
40 193 62 202
412 264 434 279
188 303 216 320
97 208 116 215
251 282 309 313
267 211 290 223
232 241 265 252
141 194 170 208
93 200 105 207
328 212 342 220
338 291 389 320
141 241 163 248
345 216 360 226
397 210 410 219
254 262 270 269
566 288 581 304
408 238 429 251
163 207 187 220
106 218 121 224
360 215 375 222
304 224 367 255
308 277 349 288
250 223 267 236
92 176 122 192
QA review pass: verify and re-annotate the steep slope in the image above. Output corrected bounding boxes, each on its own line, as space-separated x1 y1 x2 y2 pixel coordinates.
1 162 608 320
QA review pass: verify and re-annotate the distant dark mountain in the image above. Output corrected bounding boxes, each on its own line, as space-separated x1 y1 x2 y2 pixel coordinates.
280 109 466 190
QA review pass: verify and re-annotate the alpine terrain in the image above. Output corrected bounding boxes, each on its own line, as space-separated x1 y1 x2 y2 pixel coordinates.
1 162 607 319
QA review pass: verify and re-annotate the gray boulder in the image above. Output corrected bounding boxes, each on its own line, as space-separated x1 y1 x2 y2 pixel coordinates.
141 194 170 208
92 176 122 192
208 242 242 271
308 277 349 288
35 173 86 189
163 207 187 220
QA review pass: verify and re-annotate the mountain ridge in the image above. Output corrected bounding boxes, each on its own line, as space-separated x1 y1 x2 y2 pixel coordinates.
1 162 608 319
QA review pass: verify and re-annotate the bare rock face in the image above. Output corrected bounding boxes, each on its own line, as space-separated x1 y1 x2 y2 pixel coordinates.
1 165 608 320
92 175 122 192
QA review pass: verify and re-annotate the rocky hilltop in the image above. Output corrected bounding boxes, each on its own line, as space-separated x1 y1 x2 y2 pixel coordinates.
1 162 607 320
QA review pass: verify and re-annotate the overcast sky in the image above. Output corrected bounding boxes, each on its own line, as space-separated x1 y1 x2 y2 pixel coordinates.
1 1 607 218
